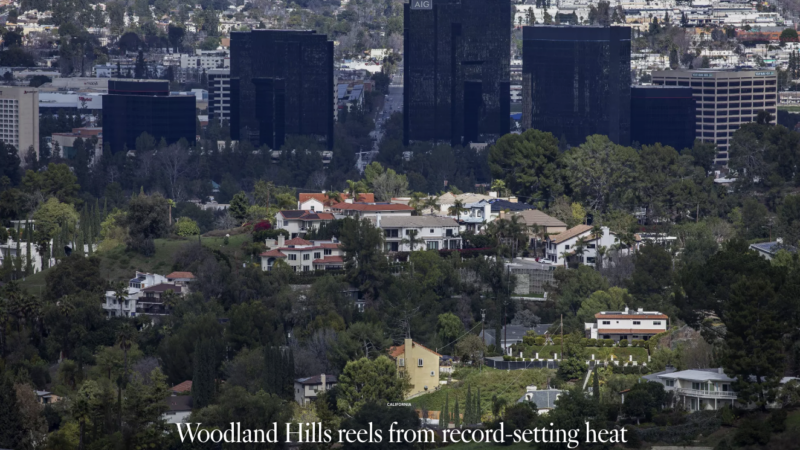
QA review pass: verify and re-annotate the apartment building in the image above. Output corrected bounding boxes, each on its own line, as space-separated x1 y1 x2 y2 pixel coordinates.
651 69 778 165
584 307 668 342
207 68 230 125
0 86 39 163
180 50 230 70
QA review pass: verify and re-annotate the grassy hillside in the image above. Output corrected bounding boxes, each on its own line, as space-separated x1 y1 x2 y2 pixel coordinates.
409 367 555 419
18 233 256 293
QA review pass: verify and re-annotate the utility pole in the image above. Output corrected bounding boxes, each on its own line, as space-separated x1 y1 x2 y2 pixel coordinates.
481 309 486 346
503 301 509 355
560 314 564 360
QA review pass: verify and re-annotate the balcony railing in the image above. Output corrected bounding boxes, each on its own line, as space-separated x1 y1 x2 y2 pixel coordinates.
676 388 737 398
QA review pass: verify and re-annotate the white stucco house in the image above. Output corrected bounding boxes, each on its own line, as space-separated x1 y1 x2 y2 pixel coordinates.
372 215 462 252
275 210 336 239
259 236 343 272
545 225 639 267
585 307 668 342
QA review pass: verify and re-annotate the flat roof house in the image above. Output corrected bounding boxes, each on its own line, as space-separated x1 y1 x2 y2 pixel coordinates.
374 215 462 252
331 202 414 218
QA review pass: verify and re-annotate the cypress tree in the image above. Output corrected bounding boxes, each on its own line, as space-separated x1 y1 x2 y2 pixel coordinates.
14 230 21 277
593 366 600 402
94 199 101 238
465 385 473 425
441 392 449 429
192 339 216 408
476 388 482 423
453 398 460 428
0 373 23 448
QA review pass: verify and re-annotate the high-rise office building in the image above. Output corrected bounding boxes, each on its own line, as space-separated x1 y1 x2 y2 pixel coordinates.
0 86 39 163
522 26 631 146
102 80 196 152
631 86 696 151
207 68 231 125
230 30 334 150
651 69 778 165
403 0 511 146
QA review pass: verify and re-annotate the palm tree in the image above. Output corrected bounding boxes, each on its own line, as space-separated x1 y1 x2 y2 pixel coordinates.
423 196 439 214
560 250 571 268
401 229 424 252
529 223 542 257
345 180 365 200
409 192 425 215
167 198 176 225
574 236 589 265
448 199 468 219
161 289 179 313
491 179 508 198
327 190 344 204
596 245 608 271
113 281 127 318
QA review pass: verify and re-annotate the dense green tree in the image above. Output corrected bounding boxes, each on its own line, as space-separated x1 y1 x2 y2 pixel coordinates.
121 193 169 255
0 372 23 448
488 129 562 204
192 338 218 409
336 356 407 415
627 243 673 311
340 217 388 299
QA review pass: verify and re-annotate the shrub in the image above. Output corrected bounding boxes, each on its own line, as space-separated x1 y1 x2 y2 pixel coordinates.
581 338 589 347
720 406 734 426
768 409 787 432
733 419 771 446
253 220 271 232
619 339 629 348
503 355 512 361
534 336 545 346
604 339 614 347
254 227 289 242
174 217 200 237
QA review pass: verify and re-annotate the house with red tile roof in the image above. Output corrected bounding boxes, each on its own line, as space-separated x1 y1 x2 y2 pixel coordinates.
275 210 337 238
584 306 668 343
388 338 441 398
259 235 343 272
298 192 375 212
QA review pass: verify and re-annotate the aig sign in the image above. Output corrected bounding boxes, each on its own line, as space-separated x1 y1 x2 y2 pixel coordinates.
411 0 432 9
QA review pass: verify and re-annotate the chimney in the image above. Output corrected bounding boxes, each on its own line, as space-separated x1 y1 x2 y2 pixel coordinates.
637 308 643 313
718 368 724 374
278 234 285 248
509 196 518 203
624 306 629 314
377 213 381 228
321 374 326 392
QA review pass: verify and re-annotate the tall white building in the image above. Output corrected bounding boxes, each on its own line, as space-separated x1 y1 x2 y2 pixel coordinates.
207 68 230 124
0 86 39 163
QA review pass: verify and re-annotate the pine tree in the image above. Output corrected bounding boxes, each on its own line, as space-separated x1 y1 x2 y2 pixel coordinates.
593 366 600 402
442 392 450 428
453 398 461 428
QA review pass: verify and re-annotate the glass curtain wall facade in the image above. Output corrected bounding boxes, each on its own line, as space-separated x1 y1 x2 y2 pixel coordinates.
522 26 631 146
102 80 196 153
404 0 511 146
230 30 334 150
631 86 696 151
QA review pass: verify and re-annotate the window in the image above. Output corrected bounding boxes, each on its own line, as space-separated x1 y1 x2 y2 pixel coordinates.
426 241 439 250
565 245 570 250
303 266 310 272
602 335 610 339
399 358 404 367
653 321 662 325
633 321 641 325
303 254 310 261
418 358 423 367
324 249 332 256
587 244 596 249
665 380 675 387
602 320 611 325
385 229 398 238
586 257 596 264
314 252 321 259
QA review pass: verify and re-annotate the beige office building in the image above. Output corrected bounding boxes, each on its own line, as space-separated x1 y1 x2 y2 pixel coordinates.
651 69 777 166
0 86 39 163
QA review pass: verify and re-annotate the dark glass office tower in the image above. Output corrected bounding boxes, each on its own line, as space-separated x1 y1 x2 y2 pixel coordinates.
102 80 196 153
404 0 511 146
631 86 696 151
522 26 632 146
230 30 334 150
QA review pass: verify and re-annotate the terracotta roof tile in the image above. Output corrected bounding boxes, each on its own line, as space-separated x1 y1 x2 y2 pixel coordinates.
332 202 415 212
299 193 374 206
284 237 313 246
387 341 442 358
171 380 192 393
597 329 665 335
313 256 343 264
260 249 287 257
166 272 195 279
549 225 593 244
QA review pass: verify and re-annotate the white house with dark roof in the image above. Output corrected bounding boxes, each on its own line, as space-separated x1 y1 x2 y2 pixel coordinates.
585 307 668 342
259 236 343 272
372 215 462 252
331 202 414 218
517 385 563 413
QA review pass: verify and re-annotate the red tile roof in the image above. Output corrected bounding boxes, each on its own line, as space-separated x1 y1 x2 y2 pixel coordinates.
332 202 415 212
321 243 340 249
166 272 195 279
313 256 344 264
260 249 287 257
596 313 668 320
284 237 313 246
171 380 192 393
299 193 375 206
387 341 442 358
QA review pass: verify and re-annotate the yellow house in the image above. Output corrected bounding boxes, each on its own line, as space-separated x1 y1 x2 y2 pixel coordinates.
389 338 441 398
